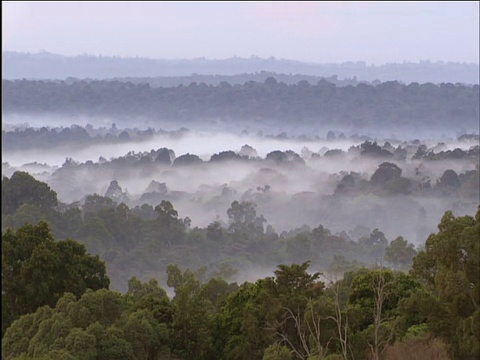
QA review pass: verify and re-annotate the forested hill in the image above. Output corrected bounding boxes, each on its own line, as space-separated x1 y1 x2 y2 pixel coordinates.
3 51 479 84
3 78 479 133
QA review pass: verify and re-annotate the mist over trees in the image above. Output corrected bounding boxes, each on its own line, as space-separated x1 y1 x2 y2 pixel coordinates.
2 48 480 359
2 137 478 290
2 123 478 251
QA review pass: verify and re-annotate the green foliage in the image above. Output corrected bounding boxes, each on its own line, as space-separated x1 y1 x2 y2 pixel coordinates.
322 355 344 360
1 222 109 336
384 237 417 271
227 200 266 240
95 327 135 360
2 204 47 231
153 200 187 248
274 261 323 307
83 194 117 217
27 312 73 358
167 266 216 359
202 277 239 310
2 306 53 360
2 172 478 360
262 344 292 360
404 323 429 340
213 262 328 360
2 279 173 360
347 268 421 360
68 289 125 329
410 209 480 359
126 277 173 325
64 328 97 359
211 282 259 359
2 172 58 216
121 309 169 359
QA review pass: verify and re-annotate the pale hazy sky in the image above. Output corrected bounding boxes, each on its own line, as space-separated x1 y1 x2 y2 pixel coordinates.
2 1 479 65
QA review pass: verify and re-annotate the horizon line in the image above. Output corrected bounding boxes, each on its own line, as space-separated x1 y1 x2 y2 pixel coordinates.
3 50 479 67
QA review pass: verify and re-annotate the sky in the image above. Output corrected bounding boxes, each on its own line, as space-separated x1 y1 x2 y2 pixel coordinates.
2 1 479 65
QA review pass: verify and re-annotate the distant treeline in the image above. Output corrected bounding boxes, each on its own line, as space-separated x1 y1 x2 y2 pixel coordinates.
3 79 479 131
100 72 363 88
3 123 479 162
3 51 479 84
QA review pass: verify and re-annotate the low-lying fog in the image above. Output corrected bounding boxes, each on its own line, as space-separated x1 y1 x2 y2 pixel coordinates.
3 119 479 248
2 130 356 167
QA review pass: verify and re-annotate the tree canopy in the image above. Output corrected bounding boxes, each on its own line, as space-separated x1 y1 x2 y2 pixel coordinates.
2 221 110 336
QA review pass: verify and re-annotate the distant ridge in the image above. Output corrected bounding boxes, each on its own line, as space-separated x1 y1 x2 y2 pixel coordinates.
3 51 479 84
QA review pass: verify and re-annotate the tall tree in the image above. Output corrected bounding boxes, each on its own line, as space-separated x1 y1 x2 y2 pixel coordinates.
1 171 58 216
2 221 110 335
227 200 266 240
410 209 480 359
384 236 417 270
167 265 215 359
